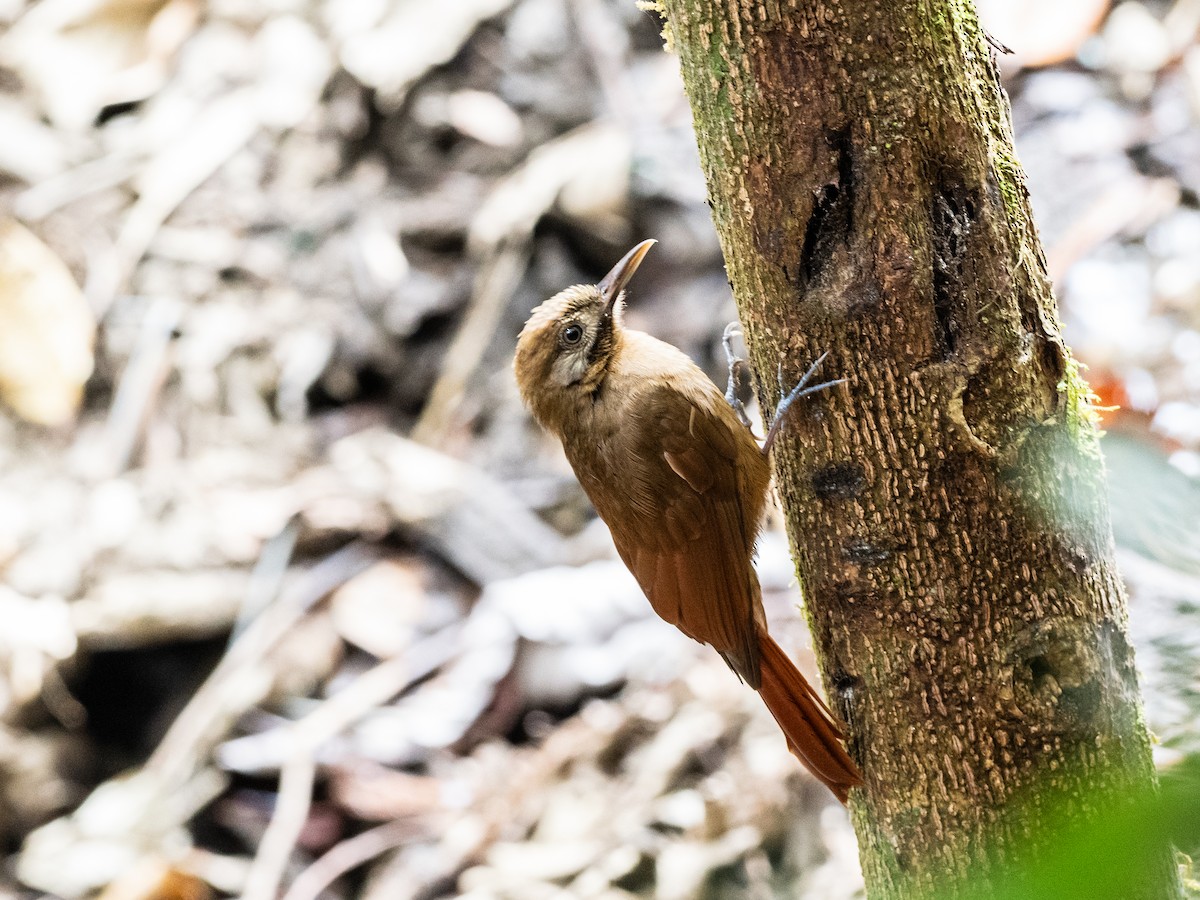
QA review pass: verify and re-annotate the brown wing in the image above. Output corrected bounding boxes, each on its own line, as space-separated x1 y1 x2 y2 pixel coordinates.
603 384 771 686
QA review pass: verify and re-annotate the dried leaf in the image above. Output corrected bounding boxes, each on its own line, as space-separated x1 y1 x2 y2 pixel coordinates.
1102 2 1170 75
322 429 574 582
331 0 519 111
0 219 94 426
0 0 199 129
0 98 68 182
72 569 249 650
331 556 467 659
0 588 76 721
977 0 1110 68
17 768 226 897
327 761 444 821
98 857 212 900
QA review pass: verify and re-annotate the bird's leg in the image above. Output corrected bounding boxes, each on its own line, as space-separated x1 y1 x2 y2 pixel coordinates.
762 353 845 457
722 322 755 429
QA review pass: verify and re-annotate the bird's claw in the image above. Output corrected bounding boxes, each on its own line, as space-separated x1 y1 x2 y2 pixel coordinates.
722 321 754 429
763 352 844 456
722 321 743 348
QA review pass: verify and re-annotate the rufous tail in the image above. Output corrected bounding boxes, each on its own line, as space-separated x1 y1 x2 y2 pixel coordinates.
757 629 862 804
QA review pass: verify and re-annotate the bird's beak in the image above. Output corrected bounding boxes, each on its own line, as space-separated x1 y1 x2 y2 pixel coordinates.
598 239 656 313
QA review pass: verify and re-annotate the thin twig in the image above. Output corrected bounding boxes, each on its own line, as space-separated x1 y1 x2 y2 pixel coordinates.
282 818 425 900
242 753 317 900
241 629 460 900
146 542 379 793
228 516 301 647
100 295 181 475
411 242 528 444
93 89 261 318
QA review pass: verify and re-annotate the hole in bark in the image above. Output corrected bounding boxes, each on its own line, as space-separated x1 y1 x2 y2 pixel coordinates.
1039 336 1069 411
830 669 862 728
830 669 862 703
932 273 957 356
1039 336 1065 384
831 670 858 688
1009 620 1114 738
930 189 969 359
800 183 840 284
1027 653 1054 687
812 462 866 499
1015 625 1094 696
799 129 854 287
929 169 983 361
842 538 893 567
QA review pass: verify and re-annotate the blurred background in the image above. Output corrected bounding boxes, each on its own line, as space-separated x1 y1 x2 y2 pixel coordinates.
0 0 1198 897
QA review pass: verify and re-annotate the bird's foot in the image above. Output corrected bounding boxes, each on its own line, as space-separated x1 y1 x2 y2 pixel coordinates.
762 352 845 456
722 322 755 429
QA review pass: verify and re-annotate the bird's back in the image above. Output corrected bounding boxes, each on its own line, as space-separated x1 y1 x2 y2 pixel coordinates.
565 329 772 683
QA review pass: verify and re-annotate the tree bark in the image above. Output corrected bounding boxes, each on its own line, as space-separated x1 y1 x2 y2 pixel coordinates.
655 1 1182 897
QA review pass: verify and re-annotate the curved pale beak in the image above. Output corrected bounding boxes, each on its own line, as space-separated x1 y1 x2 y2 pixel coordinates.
598 239 656 311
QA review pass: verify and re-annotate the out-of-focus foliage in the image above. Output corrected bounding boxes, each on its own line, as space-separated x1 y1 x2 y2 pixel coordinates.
946 755 1200 900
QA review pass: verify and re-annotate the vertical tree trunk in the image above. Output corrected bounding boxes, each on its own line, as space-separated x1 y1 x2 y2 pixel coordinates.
655 1 1181 897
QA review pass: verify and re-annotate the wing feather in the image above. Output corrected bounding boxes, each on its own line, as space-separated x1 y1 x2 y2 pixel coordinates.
605 384 770 685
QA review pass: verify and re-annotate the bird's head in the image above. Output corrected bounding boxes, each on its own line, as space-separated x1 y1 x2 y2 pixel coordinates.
514 239 654 427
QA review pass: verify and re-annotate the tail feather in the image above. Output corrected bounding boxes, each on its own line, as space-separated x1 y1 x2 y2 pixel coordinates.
757 630 862 804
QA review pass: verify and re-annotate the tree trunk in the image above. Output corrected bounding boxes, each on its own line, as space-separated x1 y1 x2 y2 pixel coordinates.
655 1 1181 897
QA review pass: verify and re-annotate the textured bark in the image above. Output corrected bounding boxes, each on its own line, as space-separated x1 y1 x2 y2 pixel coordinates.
657 1 1181 897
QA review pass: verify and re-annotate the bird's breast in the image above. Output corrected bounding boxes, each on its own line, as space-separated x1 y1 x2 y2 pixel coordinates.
559 383 664 519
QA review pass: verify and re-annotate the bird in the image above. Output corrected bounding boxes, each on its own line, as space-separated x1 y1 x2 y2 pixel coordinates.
513 239 862 802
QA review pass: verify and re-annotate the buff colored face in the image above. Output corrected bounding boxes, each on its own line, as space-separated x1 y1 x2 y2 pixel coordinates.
519 286 612 389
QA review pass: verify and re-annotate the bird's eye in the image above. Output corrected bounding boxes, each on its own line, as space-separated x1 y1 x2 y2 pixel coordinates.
561 323 584 346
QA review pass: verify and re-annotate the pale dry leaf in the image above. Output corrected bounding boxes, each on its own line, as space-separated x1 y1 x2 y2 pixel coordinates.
976 0 1110 69
330 558 432 659
72 569 249 650
445 90 524 147
0 0 199 129
0 98 68 183
0 219 94 426
253 15 334 130
101 88 261 313
467 123 630 254
324 428 573 582
653 827 762 900
17 768 226 897
0 725 87 838
1046 174 1180 283
475 839 606 885
331 0 519 112
268 610 345 703
532 783 611 843
327 761 445 821
1102 2 1170 75
0 588 76 721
